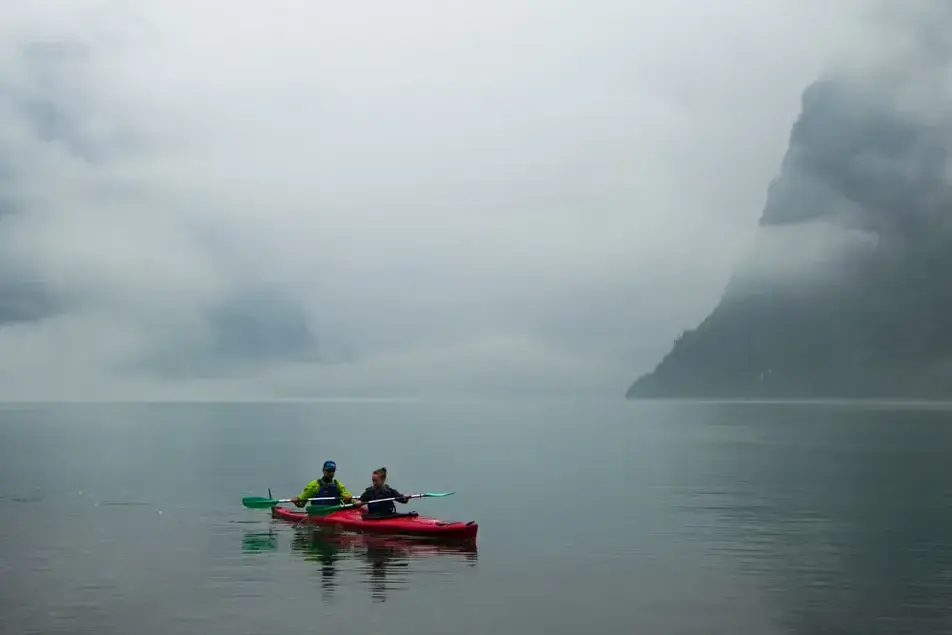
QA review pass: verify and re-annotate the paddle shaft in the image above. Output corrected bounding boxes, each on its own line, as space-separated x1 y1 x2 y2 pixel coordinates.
244 490 453 511
267 487 359 504
241 494 352 509
315 492 448 512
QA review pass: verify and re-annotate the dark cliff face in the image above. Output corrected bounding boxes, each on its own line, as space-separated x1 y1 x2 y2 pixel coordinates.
627 76 952 399
760 80 952 237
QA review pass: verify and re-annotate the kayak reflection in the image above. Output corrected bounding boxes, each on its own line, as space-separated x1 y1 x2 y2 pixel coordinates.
290 527 477 603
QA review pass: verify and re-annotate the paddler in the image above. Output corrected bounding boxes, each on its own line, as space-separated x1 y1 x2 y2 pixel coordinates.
291 460 353 507
353 467 411 517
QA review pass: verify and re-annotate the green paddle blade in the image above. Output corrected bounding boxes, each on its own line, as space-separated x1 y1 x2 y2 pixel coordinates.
306 504 343 516
242 531 278 553
423 491 455 497
242 496 280 509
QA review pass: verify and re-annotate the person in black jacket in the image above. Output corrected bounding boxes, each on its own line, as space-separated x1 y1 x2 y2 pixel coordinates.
354 467 411 517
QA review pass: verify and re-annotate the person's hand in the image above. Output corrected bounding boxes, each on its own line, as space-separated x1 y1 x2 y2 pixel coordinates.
352 500 364 508
342 494 353 503
291 497 305 508
399 495 410 503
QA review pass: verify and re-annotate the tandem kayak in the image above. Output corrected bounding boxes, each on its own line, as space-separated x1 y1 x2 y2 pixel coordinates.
271 505 479 541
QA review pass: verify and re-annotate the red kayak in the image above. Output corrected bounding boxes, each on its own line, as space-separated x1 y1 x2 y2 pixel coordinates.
271 506 479 541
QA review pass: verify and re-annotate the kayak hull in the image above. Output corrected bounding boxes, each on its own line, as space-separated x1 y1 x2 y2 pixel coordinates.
271 506 478 541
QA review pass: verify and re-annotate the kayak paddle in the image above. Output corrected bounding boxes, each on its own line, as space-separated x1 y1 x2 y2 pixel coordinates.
242 495 345 509
305 491 455 515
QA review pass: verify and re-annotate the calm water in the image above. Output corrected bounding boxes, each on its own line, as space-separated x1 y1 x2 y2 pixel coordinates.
2 399 952 634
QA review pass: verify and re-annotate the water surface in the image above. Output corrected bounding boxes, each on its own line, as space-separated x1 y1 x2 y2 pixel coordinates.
2 399 951 634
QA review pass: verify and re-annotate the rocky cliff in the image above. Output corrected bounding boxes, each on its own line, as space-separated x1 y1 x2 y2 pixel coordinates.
627 76 952 399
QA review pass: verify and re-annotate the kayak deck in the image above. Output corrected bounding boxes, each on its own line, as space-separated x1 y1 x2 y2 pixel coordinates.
271 506 478 541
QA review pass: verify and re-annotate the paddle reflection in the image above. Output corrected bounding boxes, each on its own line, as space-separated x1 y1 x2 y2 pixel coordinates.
241 528 279 552
290 527 477 602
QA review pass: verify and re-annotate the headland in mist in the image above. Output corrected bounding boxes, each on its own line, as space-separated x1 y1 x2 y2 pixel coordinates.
629 63 952 400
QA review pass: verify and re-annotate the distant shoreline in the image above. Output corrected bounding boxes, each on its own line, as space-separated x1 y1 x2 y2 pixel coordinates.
625 397 952 408
0 396 950 408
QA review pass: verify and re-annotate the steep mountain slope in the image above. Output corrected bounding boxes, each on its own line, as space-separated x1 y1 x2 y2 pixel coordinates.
627 77 952 399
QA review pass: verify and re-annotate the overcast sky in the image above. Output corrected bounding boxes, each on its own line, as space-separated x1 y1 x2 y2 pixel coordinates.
0 0 915 400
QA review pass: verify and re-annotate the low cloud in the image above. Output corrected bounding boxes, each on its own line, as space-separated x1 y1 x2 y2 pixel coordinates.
0 0 926 399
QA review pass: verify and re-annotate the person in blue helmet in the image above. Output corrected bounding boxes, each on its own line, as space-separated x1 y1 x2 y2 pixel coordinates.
290 460 353 507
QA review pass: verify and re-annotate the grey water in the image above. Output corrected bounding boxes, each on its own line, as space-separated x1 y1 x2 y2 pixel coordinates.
2 399 952 635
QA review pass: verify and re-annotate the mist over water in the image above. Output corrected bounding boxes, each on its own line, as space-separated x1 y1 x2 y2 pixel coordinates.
2 399 952 634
